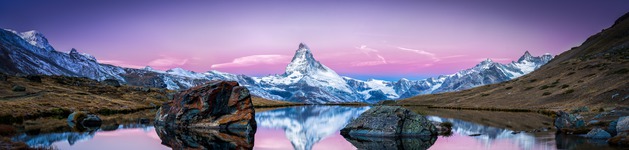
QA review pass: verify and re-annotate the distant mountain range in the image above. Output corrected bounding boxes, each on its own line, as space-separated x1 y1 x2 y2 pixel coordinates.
0 28 552 103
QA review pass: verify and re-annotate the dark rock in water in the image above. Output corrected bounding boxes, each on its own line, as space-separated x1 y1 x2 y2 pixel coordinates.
343 135 436 150
155 80 256 133
24 75 41 83
554 111 585 132
138 118 150 124
584 128 611 139
101 79 121 87
67 111 102 130
511 131 520 134
468 134 482 136
81 114 102 127
11 85 25 92
155 125 254 150
341 106 437 137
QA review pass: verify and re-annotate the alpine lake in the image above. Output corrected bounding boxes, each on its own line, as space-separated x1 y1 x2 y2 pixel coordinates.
8 105 624 150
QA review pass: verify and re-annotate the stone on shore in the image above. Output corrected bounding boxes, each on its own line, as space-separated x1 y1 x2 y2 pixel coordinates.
584 128 611 139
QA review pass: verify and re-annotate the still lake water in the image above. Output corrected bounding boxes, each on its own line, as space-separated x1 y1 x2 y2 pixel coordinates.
11 106 622 150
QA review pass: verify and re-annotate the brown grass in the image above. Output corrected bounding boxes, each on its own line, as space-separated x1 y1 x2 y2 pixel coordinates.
251 96 305 108
0 75 170 123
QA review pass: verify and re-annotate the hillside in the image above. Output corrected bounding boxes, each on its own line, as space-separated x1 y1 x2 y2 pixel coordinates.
0 73 293 122
397 12 629 111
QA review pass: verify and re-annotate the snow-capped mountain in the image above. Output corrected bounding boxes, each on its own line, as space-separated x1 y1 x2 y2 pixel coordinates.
253 43 360 103
0 29 553 104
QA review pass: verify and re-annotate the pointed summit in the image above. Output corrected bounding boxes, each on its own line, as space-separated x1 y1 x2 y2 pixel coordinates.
18 30 55 51
284 43 327 76
298 42 309 50
518 51 533 62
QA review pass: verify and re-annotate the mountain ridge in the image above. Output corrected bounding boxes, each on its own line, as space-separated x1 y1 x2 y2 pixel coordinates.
396 12 629 110
0 28 552 104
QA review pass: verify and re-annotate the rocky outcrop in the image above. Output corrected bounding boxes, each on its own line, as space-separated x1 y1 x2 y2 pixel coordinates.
11 85 25 92
155 126 253 150
101 79 121 87
155 80 256 133
341 106 437 137
554 111 585 133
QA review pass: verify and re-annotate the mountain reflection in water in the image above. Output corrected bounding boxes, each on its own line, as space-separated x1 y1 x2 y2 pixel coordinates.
255 106 370 150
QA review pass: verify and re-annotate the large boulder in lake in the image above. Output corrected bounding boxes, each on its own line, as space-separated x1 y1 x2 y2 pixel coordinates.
341 106 437 137
155 80 256 133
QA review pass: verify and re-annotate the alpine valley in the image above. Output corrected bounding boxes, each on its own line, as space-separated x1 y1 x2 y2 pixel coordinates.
0 29 552 104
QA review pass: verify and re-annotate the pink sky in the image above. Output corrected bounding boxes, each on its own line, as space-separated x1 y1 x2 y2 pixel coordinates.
2 1 628 80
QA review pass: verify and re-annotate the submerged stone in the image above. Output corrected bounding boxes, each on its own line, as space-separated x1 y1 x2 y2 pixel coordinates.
155 80 256 133
341 106 437 137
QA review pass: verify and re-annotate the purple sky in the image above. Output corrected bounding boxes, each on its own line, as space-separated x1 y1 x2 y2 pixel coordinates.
1 0 628 80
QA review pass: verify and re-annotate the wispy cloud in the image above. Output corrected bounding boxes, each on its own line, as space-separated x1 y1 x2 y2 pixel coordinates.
351 45 389 66
98 59 145 69
148 57 189 67
396 47 440 61
211 55 291 68
356 45 379 55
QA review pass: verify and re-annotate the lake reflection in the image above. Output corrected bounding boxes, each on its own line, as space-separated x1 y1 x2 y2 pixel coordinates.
254 106 370 150
10 106 625 150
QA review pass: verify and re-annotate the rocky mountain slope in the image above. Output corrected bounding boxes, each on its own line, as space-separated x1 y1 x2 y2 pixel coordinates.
0 28 551 103
397 12 629 110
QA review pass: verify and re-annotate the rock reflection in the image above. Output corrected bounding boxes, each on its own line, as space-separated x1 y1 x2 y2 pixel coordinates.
427 116 549 150
255 106 370 150
555 134 612 150
342 135 437 150
155 126 254 150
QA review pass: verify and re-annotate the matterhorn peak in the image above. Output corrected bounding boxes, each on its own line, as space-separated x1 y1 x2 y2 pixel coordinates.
299 42 309 49
284 43 326 76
